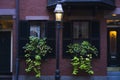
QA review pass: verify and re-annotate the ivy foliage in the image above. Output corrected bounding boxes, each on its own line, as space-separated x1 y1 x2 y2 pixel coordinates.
67 41 98 75
23 36 52 78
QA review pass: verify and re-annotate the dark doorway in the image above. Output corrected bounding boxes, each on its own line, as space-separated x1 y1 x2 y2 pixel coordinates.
0 31 11 73
107 28 120 67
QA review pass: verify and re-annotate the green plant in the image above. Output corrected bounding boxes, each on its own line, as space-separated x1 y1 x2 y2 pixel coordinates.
23 36 52 78
67 41 98 75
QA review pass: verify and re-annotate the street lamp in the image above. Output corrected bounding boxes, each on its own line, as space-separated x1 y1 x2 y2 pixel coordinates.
54 2 64 80
54 3 63 21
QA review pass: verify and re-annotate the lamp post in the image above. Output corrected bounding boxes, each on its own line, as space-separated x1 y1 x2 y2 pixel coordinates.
54 2 63 80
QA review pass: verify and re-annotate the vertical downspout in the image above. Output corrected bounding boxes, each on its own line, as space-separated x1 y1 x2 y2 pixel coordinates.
15 0 19 80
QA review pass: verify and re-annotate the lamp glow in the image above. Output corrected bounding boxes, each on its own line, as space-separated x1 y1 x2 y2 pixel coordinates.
55 13 63 21
54 3 64 21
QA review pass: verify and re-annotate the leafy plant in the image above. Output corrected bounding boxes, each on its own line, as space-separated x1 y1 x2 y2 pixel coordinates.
67 41 98 75
23 36 52 78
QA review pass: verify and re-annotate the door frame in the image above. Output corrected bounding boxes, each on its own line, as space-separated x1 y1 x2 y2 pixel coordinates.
107 27 120 67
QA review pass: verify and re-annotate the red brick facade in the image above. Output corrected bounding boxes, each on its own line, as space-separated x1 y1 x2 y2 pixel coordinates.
0 0 15 8
0 0 119 80
116 0 120 7
19 0 49 19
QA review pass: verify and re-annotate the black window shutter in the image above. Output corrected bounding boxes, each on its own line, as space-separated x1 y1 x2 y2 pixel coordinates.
45 21 56 58
18 20 30 58
63 22 73 58
90 20 100 58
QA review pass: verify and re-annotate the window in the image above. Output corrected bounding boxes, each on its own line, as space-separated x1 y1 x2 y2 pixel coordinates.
73 21 89 40
63 20 100 58
109 31 117 56
30 21 45 38
19 20 56 58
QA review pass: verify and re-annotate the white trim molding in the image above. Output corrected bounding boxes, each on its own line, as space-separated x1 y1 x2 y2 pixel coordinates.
26 16 49 20
0 9 15 15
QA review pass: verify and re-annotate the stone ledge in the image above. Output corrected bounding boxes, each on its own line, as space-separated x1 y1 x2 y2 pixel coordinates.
12 75 108 80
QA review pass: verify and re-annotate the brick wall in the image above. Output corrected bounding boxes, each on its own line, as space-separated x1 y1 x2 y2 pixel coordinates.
41 11 107 76
116 0 120 7
19 0 49 19
18 1 108 76
0 0 15 8
0 0 118 78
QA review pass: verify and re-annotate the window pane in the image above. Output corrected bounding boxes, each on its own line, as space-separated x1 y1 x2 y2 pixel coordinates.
109 31 117 56
40 22 45 38
81 22 89 39
73 21 89 39
30 21 45 38
30 25 40 38
73 22 79 39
